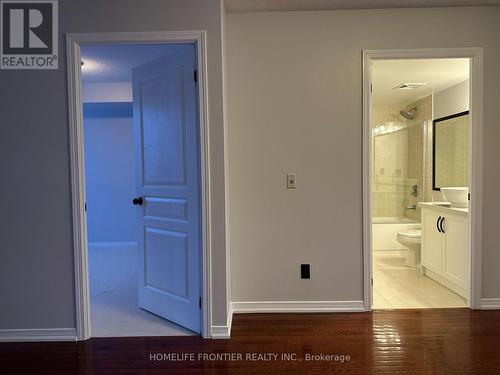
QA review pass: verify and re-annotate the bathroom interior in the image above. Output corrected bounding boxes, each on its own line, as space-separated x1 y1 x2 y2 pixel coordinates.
371 58 471 309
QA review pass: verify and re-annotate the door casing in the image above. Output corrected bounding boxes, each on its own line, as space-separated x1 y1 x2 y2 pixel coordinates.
67 31 212 340
362 48 484 311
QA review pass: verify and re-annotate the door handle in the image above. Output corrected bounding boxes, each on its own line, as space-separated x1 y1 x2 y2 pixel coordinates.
132 197 144 206
439 217 445 234
436 216 442 233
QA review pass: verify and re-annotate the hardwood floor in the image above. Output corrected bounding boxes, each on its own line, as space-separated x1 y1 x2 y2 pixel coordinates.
2 309 500 374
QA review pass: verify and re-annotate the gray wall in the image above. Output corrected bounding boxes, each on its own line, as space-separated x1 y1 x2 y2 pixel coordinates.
0 0 229 330
226 7 500 303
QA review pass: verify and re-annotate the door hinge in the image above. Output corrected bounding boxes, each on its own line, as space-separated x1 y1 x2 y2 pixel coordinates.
371 278 373 286
84 202 87 212
194 69 198 83
370 83 373 93
199 297 202 309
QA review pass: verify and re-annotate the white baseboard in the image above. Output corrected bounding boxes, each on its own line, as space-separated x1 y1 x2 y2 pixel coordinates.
211 325 230 339
231 300 365 313
211 304 233 339
0 328 77 342
480 298 500 310
88 241 137 249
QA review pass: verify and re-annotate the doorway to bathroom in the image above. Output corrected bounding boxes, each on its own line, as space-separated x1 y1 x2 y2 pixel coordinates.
362 49 483 311
67 32 213 340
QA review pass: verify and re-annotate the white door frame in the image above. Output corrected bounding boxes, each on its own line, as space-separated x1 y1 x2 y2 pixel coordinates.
67 31 212 340
362 48 483 311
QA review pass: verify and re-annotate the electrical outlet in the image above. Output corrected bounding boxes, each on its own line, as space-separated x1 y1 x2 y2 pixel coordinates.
287 174 296 189
301 264 310 279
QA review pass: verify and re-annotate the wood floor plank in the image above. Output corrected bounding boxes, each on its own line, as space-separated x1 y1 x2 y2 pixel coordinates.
1 309 500 374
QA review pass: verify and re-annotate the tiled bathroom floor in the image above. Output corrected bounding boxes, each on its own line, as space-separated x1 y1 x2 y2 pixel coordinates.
373 253 467 309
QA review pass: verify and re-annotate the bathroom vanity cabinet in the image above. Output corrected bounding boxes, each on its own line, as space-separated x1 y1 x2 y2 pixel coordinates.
420 203 469 299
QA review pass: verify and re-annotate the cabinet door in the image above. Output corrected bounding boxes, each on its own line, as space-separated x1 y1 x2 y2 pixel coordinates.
442 215 469 289
421 208 443 274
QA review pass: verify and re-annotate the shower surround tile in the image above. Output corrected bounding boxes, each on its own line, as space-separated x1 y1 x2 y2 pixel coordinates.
372 95 431 220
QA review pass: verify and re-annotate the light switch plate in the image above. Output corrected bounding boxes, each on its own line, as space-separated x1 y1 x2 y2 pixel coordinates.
287 174 296 189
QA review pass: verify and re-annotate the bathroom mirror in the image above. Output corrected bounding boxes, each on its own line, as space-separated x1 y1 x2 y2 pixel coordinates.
433 111 470 190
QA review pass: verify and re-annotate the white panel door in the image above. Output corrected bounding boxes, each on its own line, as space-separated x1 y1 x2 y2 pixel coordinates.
442 215 468 289
132 46 201 333
421 208 443 275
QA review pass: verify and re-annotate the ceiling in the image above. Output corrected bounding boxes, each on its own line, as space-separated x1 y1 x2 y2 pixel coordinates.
80 44 190 83
225 0 500 12
371 58 469 105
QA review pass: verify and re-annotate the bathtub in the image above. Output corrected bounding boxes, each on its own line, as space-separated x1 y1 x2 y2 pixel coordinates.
372 216 420 251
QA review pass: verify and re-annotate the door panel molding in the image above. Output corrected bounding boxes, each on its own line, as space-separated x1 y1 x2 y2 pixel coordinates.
67 31 213 340
133 49 201 332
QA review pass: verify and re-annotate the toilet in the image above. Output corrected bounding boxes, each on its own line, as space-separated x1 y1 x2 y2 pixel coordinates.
397 229 422 267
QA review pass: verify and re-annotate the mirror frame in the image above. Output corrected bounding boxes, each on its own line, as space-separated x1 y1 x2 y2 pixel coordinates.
432 110 470 191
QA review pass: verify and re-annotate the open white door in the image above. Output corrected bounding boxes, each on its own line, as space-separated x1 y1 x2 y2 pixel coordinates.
132 45 201 333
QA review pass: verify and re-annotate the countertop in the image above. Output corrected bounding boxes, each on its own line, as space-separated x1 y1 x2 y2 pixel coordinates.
419 202 469 217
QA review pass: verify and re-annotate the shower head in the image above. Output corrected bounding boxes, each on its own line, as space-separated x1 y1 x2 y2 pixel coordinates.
399 106 418 120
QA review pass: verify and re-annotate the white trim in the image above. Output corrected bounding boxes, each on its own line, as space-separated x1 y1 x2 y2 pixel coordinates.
0 328 76 342
480 298 500 310
67 31 213 340
211 326 231 339
227 302 233 333
362 48 483 311
362 50 373 312
220 2 233 341
211 304 233 339
468 49 484 310
231 301 365 313
67 33 90 341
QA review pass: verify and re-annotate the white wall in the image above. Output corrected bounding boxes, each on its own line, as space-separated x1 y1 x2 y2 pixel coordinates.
226 7 500 304
433 80 470 120
82 82 132 103
84 109 137 243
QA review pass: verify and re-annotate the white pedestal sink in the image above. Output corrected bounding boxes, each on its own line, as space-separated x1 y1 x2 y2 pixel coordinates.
440 187 469 208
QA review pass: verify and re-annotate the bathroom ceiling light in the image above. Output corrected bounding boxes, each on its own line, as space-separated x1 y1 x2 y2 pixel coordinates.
393 82 427 90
